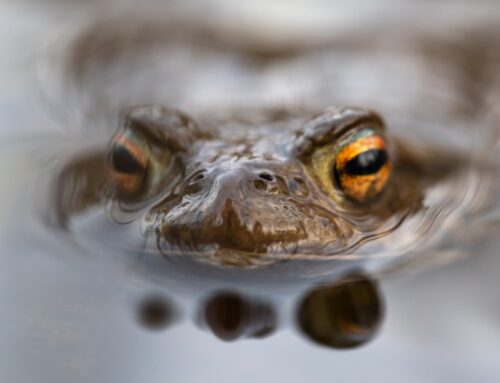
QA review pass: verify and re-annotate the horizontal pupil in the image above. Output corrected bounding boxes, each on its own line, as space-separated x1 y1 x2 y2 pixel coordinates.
111 145 144 173
343 149 387 176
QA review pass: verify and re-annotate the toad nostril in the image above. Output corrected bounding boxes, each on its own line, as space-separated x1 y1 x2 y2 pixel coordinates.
190 171 206 184
258 172 274 182
186 171 208 194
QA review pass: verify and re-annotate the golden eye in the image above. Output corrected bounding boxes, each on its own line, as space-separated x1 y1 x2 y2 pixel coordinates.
334 133 391 201
309 129 391 203
106 131 148 197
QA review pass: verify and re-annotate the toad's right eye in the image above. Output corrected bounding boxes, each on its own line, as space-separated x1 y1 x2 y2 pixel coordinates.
106 131 148 197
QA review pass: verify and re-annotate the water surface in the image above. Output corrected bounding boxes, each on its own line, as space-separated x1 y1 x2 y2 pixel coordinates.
1 1 500 382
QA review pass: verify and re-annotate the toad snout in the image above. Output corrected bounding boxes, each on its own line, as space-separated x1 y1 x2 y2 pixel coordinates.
158 165 343 253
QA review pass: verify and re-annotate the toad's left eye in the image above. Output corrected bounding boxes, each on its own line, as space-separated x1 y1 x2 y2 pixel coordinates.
333 133 391 201
309 128 391 203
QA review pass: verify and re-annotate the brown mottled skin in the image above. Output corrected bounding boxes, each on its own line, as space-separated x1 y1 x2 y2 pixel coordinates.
56 104 455 267
51 13 485 268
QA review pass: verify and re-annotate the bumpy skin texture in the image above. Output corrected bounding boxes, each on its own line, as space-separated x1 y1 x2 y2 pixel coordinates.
52 13 484 268
79 104 433 266
139 108 400 254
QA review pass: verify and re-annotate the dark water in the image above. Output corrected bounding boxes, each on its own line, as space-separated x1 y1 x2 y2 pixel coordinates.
1 1 500 382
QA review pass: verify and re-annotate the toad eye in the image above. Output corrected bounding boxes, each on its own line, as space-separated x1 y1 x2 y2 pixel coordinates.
309 128 391 203
106 131 148 197
334 133 391 201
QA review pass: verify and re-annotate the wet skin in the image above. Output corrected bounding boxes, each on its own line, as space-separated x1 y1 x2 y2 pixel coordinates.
50 12 494 269
55 104 456 267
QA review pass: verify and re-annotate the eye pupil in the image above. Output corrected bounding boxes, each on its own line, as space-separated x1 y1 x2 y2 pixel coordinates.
343 149 387 176
111 145 145 174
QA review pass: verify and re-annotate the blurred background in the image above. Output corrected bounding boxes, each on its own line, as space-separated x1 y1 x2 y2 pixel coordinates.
1 1 500 382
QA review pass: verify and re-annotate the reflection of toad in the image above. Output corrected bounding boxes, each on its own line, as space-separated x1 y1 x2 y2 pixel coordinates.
137 275 383 349
297 275 383 349
202 291 277 341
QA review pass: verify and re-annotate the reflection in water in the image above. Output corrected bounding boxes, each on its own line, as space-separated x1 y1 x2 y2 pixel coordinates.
297 275 384 349
201 291 277 341
133 279 383 348
136 294 176 330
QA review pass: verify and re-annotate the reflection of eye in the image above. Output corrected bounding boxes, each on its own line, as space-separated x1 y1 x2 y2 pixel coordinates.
297 275 384 349
309 128 391 203
334 133 391 201
106 132 148 196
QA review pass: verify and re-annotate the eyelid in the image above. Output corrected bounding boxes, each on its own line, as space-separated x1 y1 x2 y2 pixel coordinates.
293 107 384 159
121 105 204 153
